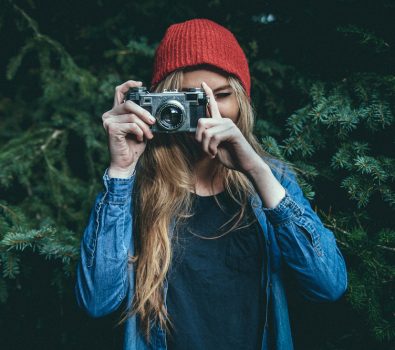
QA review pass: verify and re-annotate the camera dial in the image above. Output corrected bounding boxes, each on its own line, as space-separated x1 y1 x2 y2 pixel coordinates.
185 88 204 92
162 89 178 93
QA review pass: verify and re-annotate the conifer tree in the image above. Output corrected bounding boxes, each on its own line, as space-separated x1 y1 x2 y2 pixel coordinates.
0 0 394 349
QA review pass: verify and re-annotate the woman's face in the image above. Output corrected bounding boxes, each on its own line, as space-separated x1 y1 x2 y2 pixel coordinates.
181 68 240 123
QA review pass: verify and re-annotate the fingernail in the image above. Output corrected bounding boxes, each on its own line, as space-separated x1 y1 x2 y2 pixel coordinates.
149 116 156 123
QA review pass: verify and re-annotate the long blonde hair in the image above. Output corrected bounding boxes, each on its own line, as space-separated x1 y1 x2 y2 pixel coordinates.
117 67 293 343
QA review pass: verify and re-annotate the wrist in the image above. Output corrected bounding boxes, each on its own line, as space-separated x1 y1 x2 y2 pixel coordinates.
247 160 287 209
108 163 136 178
246 158 270 179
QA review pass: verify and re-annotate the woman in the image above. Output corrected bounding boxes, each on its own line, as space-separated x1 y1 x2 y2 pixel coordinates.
75 19 348 350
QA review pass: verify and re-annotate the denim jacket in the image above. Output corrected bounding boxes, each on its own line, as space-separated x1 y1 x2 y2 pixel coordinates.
75 159 348 350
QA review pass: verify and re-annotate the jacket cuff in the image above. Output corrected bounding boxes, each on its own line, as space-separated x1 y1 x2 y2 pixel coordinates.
262 190 305 226
102 168 135 204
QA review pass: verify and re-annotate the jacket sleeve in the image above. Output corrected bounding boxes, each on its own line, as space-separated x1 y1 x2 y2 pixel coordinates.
262 162 348 302
74 168 135 317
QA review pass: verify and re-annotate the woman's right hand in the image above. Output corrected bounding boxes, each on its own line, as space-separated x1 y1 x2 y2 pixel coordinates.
102 80 156 178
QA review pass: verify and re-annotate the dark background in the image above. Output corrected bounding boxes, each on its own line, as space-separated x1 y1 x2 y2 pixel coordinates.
0 0 394 349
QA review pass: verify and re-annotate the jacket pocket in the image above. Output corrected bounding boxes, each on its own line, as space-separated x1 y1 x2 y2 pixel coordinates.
293 216 323 257
225 227 263 273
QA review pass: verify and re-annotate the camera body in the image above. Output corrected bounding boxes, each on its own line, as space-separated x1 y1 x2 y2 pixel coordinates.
125 87 208 133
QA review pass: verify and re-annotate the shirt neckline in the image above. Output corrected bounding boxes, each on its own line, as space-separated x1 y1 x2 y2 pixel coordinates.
190 190 226 199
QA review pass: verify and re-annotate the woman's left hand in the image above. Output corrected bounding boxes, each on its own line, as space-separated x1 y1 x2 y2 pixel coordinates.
195 82 266 175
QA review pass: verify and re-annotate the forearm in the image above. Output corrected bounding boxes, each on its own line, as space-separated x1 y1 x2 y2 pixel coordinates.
248 159 347 301
75 169 135 317
246 159 286 209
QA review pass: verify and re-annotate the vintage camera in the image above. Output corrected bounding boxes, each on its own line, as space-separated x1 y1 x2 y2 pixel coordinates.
125 87 208 133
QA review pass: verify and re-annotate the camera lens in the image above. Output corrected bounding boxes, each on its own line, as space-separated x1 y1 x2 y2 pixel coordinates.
161 106 183 128
156 100 185 131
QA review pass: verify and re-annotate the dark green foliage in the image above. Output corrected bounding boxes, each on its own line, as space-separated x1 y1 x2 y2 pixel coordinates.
1 0 394 349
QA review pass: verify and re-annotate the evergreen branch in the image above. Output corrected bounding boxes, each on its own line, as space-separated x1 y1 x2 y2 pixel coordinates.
354 155 388 182
337 24 390 52
6 0 97 97
0 203 21 225
9 1 40 36
335 239 350 249
0 127 64 188
323 222 395 253
375 245 395 253
40 130 63 152
105 37 156 58
341 175 375 208
0 251 20 279
252 59 294 77
0 226 79 264
5 39 36 80
260 136 286 160
0 227 54 250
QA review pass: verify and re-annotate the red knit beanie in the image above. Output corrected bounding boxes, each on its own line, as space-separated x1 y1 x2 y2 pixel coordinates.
151 19 251 97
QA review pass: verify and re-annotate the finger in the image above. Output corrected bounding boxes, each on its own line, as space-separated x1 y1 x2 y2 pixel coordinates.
116 122 145 142
195 118 223 142
208 123 240 158
201 124 233 157
201 81 222 119
109 100 156 126
208 130 226 157
103 114 154 139
113 80 143 107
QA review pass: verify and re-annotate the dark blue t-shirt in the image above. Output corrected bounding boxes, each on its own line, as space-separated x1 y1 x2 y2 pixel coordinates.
166 190 266 349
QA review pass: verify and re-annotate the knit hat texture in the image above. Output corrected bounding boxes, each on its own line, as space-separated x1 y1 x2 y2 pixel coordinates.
151 19 251 96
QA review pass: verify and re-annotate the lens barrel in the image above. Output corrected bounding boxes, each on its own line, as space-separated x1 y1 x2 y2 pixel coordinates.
155 100 185 131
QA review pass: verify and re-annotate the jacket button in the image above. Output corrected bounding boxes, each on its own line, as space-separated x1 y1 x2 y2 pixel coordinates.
269 283 273 288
